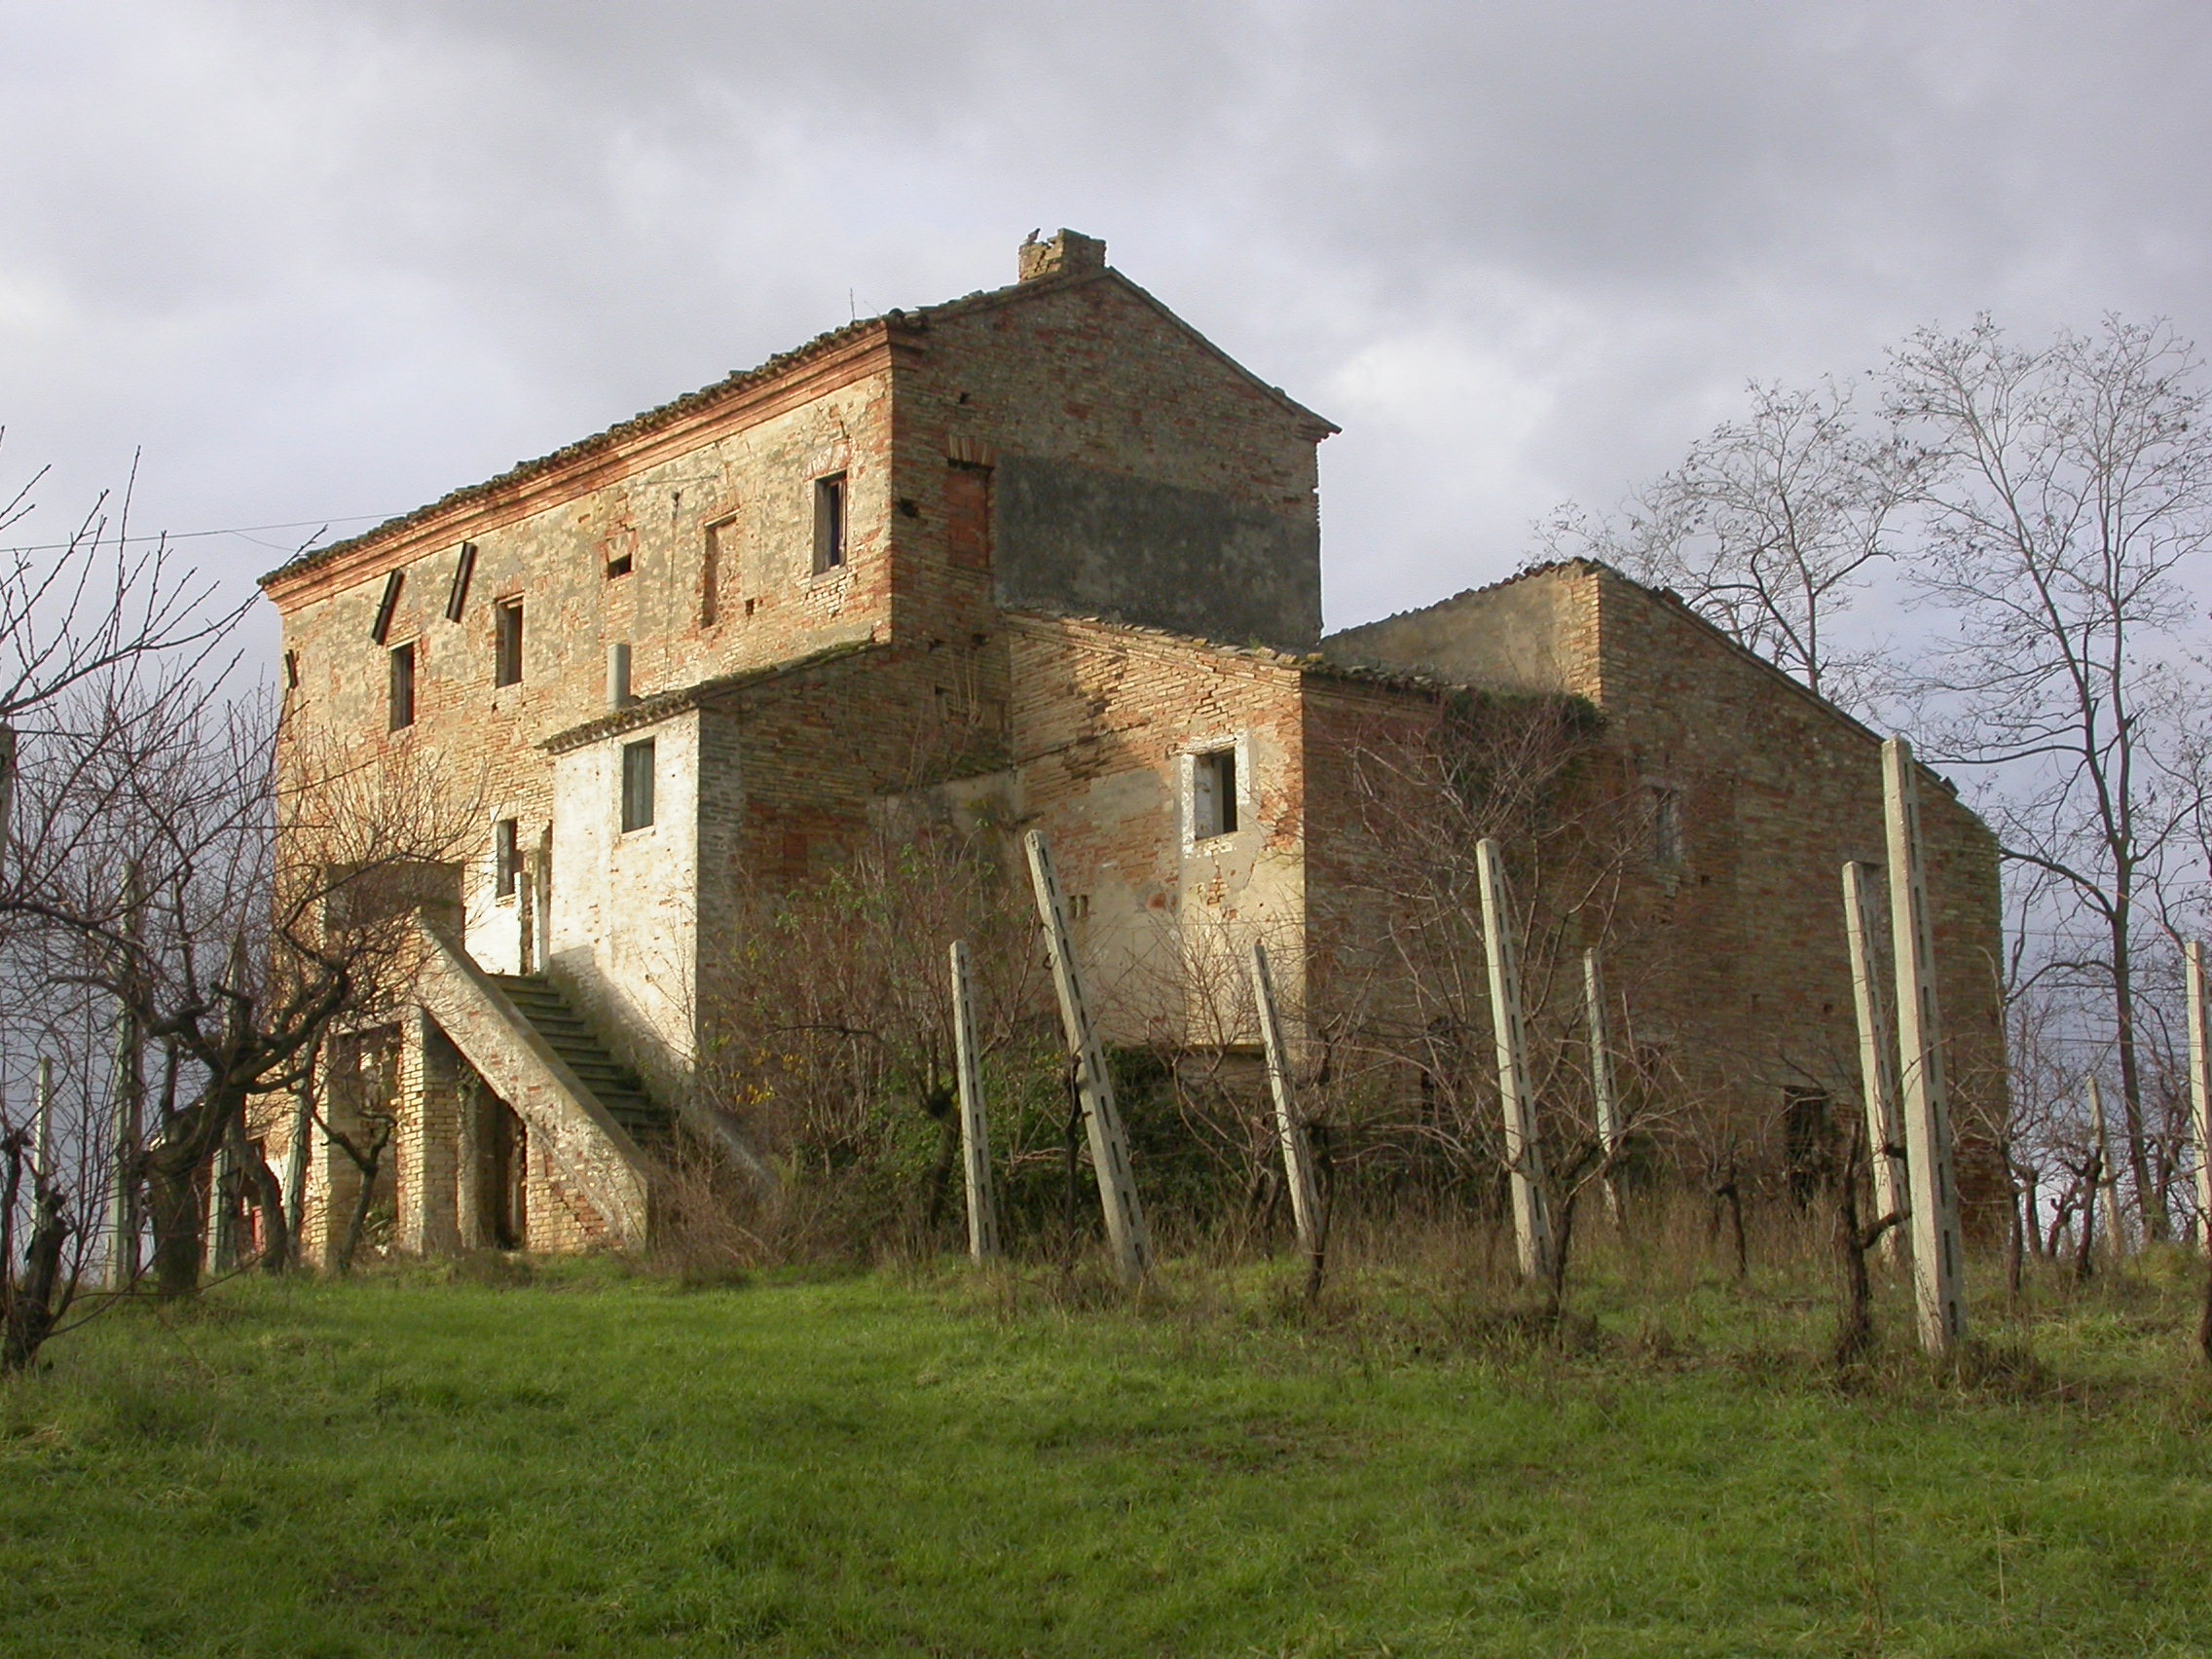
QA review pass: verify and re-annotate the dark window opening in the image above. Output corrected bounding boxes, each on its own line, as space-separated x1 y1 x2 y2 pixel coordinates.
1649 785 1681 866
371 570 404 645
283 649 299 688
387 643 416 730
605 553 633 579
1194 748 1238 839
482 1096 527 1250
494 598 523 686
494 818 520 899
1783 1088 1834 1206
813 473 847 573
621 739 655 831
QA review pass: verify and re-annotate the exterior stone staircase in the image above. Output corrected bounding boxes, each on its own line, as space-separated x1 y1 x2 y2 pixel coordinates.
488 975 672 1150
412 918 657 1246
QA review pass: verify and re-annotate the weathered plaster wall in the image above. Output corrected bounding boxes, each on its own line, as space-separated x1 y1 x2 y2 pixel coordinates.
1322 567 1601 699
1007 613 1308 1047
550 708 700 1098
994 456 1319 650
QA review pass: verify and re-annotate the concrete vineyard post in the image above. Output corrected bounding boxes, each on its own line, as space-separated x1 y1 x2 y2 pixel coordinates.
1883 736 1967 1354
1842 861 1908 1267
1476 837 1556 1285
2089 1076 2128 1259
1024 830 1151 1284
1249 940 1324 1276
948 940 1001 1265
31 1056 53 1187
106 862 146 1289
2189 940 2211 1250
1581 948 1624 1228
203 1134 233 1277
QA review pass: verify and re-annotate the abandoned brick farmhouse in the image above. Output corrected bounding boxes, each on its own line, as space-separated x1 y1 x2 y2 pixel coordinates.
258 231 2005 1264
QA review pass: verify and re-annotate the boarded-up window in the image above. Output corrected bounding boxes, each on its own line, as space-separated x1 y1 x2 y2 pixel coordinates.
444 541 476 621
703 515 737 626
1649 786 1681 866
946 461 992 571
387 643 416 730
621 739 655 832
371 570 404 645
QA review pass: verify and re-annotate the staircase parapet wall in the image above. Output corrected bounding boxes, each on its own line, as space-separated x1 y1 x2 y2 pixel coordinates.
412 916 652 1245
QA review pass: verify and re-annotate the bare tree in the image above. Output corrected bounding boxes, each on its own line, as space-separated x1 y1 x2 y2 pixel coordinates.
4 676 471 1299
1547 379 1916 709
1888 315 2212 1241
0 438 248 736
1300 684 1675 1302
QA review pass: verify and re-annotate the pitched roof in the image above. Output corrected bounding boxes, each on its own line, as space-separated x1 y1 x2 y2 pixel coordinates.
261 263 1334 591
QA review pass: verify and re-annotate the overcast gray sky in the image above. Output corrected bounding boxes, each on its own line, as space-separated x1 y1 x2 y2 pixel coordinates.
6 1 2210 656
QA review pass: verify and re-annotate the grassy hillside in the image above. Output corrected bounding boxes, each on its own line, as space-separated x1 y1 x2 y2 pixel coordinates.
3 1252 2208 1657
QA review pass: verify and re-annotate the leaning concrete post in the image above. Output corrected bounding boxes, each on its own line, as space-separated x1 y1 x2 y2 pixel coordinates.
2088 1076 2128 1260
1024 831 1151 1284
282 1040 317 1264
2189 940 2211 1251
1842 861 1908 1267
203 1133 234 1277
1883 736 1967 1354
0 721 16 881
1581 948 1624 1228
107 1007 145 1288
948 940 1001 1265
1475 837 1556 1285
1249 940 1324 1276
31 1056 54 1187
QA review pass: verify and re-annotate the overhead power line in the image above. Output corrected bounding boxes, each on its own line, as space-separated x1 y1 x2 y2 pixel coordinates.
0 512 400 557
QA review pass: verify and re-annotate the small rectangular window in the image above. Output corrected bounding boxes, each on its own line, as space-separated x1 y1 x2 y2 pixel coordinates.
813 473 847 573
1194 748 1238 839
494 598 524 686
494 818 520 899
1650 785 1681 866
387 643 416 731
283 649 300 688
605 553 633 579
621 739 655 832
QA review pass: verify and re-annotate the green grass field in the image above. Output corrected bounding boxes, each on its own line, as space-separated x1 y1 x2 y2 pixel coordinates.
3 1251 2210 1657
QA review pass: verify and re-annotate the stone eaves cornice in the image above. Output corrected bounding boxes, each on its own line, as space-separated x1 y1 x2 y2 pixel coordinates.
260 323 918 611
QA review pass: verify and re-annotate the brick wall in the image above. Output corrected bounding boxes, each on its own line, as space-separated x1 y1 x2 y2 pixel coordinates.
1314 561 2009 1207
1005 613 1309 1045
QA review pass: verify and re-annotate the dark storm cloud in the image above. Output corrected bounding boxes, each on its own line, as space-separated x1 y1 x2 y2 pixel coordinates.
4 1 2209 642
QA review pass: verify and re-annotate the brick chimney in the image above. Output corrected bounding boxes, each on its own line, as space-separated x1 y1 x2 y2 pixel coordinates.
1018 229 1107 282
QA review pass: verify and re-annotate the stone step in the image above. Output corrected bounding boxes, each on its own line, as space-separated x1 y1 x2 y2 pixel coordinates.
488 975 673 1144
